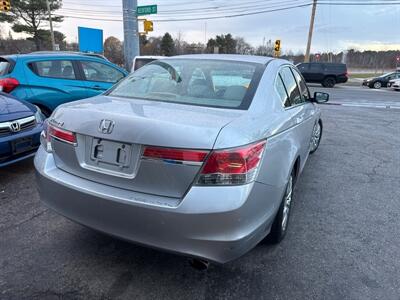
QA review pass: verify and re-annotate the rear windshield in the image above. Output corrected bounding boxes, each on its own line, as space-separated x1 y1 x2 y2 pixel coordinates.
110 59 264 110
0 58 12 76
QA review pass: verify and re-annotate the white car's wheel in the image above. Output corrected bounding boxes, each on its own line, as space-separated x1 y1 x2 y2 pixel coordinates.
310 121 322 154
268 172 295 244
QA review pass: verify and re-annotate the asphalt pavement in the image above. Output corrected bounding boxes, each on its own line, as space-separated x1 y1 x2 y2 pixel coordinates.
1 86 399 300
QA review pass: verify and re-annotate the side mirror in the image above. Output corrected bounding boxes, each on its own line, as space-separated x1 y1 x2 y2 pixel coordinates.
313 92 329 103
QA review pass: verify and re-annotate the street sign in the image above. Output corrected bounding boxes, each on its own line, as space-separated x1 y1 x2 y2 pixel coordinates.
137 5 157 16
78 27 104 53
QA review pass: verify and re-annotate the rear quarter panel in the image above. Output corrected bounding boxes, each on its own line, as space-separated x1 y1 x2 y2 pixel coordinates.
214 59 317 189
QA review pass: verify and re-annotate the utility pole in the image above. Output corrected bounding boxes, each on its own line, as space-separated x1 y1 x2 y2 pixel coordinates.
123 0 140 71
46 0 56 51
305 0 317 62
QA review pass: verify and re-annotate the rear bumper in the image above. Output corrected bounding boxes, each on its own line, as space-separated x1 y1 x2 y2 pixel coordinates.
34 147 283 263
337 76 348 84
0 124 42 167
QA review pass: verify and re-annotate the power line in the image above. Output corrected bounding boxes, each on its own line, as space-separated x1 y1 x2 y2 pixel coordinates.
56 0 400 23
56 2 314 22
60 0 310 16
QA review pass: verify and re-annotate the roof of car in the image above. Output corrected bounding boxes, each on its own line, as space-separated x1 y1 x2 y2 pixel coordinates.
2 51 108 61
167 54 275 65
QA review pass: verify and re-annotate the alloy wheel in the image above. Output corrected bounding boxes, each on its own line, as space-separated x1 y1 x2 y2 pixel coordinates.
281 175 293 232
310 122 321 153
373 81 382 89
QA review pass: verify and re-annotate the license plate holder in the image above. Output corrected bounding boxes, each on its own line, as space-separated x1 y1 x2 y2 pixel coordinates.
11 137 33 155
83 137 139 178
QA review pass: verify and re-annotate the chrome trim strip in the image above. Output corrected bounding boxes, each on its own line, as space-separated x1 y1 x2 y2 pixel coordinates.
141 156 204 166
0 115 36 129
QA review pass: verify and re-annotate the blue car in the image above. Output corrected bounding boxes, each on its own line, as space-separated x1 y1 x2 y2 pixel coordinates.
0 52 128 116
0 92 44 167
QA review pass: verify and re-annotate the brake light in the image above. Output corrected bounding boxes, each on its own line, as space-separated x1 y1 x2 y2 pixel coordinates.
197 141 266 186
0 78 19 93
143 146 209 165
48 124 76 144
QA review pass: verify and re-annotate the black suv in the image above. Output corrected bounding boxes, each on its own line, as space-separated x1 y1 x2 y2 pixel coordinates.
297 63 348 88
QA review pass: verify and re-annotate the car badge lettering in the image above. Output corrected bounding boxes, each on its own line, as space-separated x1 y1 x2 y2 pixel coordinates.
99 119 115 134
10 121 21 133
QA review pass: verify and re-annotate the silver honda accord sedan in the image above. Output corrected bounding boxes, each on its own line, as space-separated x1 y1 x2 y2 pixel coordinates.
34 54 329 264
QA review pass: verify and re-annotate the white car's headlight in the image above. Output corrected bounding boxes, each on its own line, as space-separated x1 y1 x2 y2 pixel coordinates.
34 106 45 123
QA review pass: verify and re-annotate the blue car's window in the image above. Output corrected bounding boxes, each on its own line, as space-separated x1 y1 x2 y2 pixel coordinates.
34 60 76 80
0 60 11 76
81 61 124 83
108 59 264 110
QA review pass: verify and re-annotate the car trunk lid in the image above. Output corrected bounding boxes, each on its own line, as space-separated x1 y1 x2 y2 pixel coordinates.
50 95 244 198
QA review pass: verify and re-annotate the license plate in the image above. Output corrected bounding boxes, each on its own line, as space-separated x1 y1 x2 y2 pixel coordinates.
90 138 132 167
83 137 139 178
11 137 33 154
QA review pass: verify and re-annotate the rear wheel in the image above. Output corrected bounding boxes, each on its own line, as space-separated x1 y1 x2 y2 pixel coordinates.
373 81 382 89
322 77 336 88
268 172 294 244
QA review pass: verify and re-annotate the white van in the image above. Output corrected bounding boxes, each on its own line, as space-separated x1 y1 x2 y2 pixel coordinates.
132 56 164 71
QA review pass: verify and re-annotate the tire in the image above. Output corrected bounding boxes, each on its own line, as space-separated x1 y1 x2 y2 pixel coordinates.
322 77 336 88
268 171 295 244
309 121 322 154
373 81 382 89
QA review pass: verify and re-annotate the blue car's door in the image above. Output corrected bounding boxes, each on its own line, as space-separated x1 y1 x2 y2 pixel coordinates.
78 60 126 98
25 58 89 114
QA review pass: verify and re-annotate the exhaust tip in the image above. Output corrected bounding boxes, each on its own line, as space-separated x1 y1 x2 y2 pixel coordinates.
189 258 210 271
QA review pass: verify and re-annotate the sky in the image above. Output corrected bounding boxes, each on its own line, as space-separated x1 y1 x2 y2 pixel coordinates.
7 0 400 53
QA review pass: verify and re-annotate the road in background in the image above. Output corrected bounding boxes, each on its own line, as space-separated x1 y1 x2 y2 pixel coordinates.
1 87 399 299
310 84 400 109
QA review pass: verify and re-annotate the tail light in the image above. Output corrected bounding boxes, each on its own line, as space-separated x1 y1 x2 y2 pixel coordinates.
142 146 209 165
40 121 77 152
0 78 20 93
196 140 266 186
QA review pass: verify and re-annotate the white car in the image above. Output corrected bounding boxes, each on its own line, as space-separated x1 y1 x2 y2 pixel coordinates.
132 56 164 71
388 78 400 91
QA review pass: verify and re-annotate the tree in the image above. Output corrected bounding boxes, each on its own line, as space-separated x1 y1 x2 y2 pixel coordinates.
235 37 254 55
0 0 63 51
160 32 175 56
30 30 66 50
206 34 237 54
104 36 124 66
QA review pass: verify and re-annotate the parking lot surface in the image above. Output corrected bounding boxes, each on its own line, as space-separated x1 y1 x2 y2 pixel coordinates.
1 86 399 300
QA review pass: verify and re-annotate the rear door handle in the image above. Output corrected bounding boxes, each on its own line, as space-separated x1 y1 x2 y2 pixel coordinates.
92 85 103 91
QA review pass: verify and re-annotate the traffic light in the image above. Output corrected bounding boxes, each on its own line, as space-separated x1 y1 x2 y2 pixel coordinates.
396 56 400 63
144 20 153 33
274 40 281 52
0 0 11 12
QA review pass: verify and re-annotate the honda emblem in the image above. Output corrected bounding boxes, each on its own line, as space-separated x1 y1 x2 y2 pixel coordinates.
99 119 115 134
10 121 21 133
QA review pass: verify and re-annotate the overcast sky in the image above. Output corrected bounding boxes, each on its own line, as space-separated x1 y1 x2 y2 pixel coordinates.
42 1 400 53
